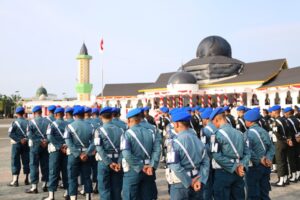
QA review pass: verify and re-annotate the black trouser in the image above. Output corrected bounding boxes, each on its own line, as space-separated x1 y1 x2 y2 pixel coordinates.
295 142 300 171
287 145 297 173
275 141 288 177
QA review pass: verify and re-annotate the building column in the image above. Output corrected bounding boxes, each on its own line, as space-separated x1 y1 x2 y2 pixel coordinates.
269 92 276 106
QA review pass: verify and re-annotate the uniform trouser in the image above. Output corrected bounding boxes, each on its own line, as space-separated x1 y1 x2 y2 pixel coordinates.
122 168 157 200
48 151 68 192
213 169 245 200
97 161 123 200
203 168 213 200
272 142 277 165
246 164 271 200
29 145 49 184
287 145 297 173
170 183 204 200
296 143 300 171
67 154 92 196
11 143 30 175
275 141 288 177
91 156 98 183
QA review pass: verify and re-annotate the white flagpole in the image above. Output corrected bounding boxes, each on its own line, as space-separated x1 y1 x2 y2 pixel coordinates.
100 37 104 107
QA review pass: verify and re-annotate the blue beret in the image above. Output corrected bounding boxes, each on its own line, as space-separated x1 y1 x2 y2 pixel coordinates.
111 107 120 113
73 106 84 115
143 106 150 111
244 109 261 122
84 106 92 113
54 107 64 114
65 107 73 114
48 105 56 112
92 108 99 114
171 111 192 122
252 107 260 112
169 108 180 115
100 107 112 115
271 105 281 112
16 106 24 114
283 107 293 113
201 107 213 119
194 105 201 110
126 108 142 119
160 106 169 113
184 107 192 112
223 106 230 112
237 106 246 111
209 107 224 121
199 108 206 113
32 105 42 113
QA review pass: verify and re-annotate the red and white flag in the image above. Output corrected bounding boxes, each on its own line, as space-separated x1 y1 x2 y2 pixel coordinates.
100 37 104 53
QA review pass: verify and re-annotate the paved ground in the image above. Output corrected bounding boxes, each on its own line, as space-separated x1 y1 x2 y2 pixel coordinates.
0 119 300 199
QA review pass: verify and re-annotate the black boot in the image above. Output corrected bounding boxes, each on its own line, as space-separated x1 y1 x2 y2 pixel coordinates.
7 181 19 187
25 186 38 194
24 174 30 185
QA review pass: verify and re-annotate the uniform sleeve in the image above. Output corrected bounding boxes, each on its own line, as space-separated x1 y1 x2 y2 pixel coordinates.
240 136 251 170
95 129 112 165
150 128 162 169
212 134 239 173
87 130 95 156
26 122 34 140
64 127 80 158
46 124 61 150
198 148 210 185
8 122 19 142
264 130 275 161
168 142 192 188
121 131 144 172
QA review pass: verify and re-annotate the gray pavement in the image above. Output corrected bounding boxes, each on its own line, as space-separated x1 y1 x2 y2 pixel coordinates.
0 119 299 199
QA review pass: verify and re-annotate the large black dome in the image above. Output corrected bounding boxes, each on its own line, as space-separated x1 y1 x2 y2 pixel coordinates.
168 72 197 85
196 36 232 58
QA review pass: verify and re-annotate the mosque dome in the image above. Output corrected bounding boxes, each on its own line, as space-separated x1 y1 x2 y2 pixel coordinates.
196 36 232 58
36 86 48 97
168 72 197 85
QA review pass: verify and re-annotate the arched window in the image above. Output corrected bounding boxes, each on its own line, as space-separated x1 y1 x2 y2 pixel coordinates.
146 99 152 108
116 100 121 108
275 92 280 105
126 100 132 108
286 91 293 105
136 99 143 108
251 94 259 106
265 94 270 105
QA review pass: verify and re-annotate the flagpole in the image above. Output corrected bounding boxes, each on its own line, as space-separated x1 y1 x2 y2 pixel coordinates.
100 37 104 107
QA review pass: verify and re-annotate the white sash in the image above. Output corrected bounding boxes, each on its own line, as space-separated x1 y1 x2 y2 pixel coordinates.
219 129 240 160
68 124 86 148
31 119 45 139
127 129 150 159
100 127 118 153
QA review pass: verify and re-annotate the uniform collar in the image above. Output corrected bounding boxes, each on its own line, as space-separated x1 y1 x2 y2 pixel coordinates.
220 123 231 129
250 123 259 128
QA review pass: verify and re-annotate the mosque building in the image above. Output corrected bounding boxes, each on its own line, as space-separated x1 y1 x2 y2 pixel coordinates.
22 36 300 118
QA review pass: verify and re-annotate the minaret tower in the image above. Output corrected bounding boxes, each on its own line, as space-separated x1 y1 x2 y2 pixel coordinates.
76 43 93 101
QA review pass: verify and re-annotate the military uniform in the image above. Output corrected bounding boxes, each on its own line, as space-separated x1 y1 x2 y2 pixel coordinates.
244 109 275 200
236 116 247 133
284 108 300 182
223 106 236 128
191 111 202 138
210 108 250 200
43 108 69 200
94 107 123 200
26 106 50 193
8 107 30 186
65 107 74 124
112 117 127 132
143 106 156 126
271 106 291 186
64 106 95 200
121 108 158 200
45 105 56 124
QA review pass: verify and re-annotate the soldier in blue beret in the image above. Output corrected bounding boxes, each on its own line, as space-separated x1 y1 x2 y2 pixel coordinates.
139 108 162 199
92 107 103 128
111 107 127 132
8 107 30 187
121 108 158 200
64 106 95 200
94 107 124 200
244 109 275 199
200 107 216 200
236 106 247 133
283 107 300 182
82 106 99 194
210 107 250 200
26 105 49 193
166 110 210 199
223 106 236 128
270 105 291 186
65 107 74 124
46 105 56 123
158 107 171 162
43 107 69 200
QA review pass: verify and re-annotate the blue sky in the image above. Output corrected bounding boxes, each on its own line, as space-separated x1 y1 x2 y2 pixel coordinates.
1 0 300 98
